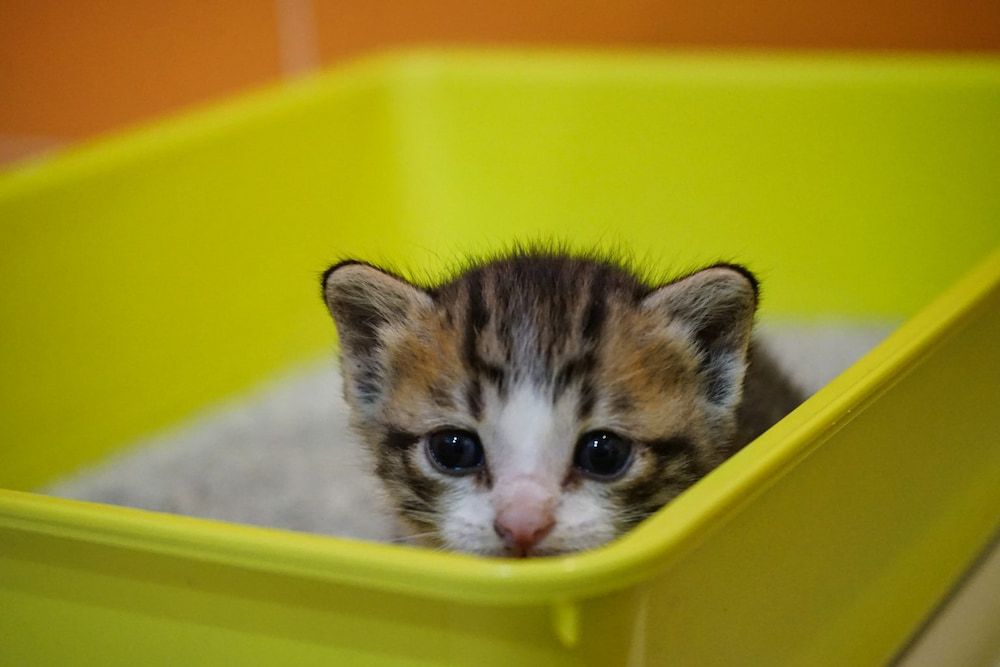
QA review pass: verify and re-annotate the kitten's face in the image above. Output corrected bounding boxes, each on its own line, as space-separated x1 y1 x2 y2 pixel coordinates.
323 255 757 557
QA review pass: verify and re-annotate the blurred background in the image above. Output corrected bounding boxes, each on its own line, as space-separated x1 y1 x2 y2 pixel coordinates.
2 0 999 169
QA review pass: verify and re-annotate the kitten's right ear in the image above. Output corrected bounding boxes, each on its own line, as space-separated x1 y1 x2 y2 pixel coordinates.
641 264 759 409
322 261 432 403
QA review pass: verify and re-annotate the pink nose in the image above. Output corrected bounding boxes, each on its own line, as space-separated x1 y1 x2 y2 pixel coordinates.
493 507 555 557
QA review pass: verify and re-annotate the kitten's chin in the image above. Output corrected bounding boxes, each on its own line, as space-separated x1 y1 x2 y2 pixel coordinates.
397 514 621 557
457 545 570 558
500 546 571 559
481 541 609 558
448 534 617 558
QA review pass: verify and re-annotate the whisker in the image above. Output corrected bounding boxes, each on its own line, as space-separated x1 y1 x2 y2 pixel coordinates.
391 531 440 544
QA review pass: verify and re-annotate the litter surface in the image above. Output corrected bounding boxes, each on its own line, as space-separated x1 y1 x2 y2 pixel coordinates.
45 322 896 543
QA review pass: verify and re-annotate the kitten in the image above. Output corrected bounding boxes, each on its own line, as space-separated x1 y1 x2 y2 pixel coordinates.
321 251 802 557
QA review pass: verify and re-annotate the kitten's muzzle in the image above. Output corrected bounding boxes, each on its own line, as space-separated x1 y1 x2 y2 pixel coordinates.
493 514 555 558
492 477 556 557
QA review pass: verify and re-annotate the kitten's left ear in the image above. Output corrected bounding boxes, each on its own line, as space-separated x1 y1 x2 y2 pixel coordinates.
641 264 759 408
322 260 433 406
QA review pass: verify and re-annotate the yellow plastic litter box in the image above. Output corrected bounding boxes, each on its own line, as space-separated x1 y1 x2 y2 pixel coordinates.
2 51 999 665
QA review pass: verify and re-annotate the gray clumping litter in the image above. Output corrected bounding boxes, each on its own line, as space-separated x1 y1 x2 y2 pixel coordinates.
45 359 399 543
757 321 898 395
43 322 897 542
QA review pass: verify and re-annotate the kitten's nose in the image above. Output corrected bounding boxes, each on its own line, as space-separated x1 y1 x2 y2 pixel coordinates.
493 506 555 557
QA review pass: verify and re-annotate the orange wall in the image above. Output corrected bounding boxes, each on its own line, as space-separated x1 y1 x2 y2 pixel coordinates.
2 0 999 165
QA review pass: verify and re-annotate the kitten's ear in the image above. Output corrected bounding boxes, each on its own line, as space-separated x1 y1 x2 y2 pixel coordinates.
641 264 759 408
322 261 432 404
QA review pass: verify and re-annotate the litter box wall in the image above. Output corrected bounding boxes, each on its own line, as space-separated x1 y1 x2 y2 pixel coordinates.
0 65 419 490
2 52 1000 665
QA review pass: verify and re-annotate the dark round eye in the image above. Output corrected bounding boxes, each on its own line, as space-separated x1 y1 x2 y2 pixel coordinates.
426 430 485 475
574 431 633 480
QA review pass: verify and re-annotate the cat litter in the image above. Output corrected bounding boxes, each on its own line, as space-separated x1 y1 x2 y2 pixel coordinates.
43 323 895 541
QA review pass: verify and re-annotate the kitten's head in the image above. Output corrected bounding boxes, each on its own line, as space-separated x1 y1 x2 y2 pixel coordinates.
321 252 758 557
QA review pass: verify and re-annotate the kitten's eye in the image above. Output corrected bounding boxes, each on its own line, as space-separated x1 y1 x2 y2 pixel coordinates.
426 430 485 475
574 431 633 480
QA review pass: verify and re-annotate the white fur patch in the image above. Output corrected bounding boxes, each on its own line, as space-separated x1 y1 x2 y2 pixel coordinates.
434 380 620 555
485 383 570 486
